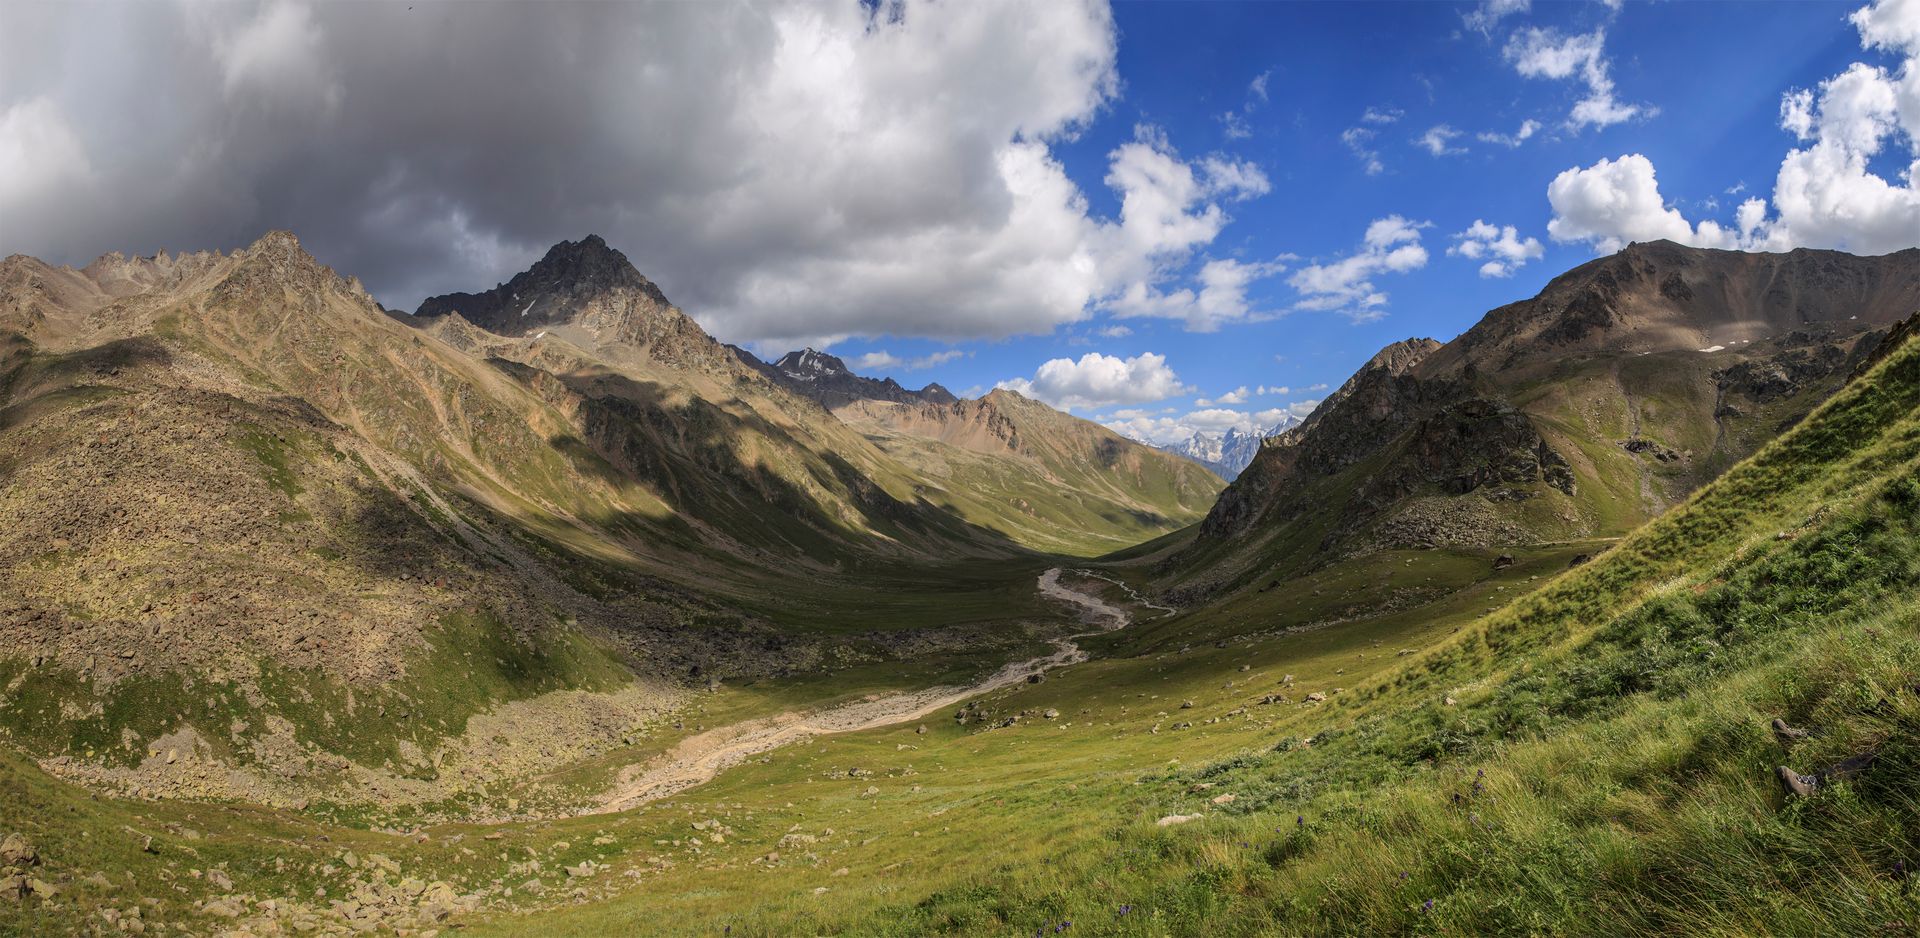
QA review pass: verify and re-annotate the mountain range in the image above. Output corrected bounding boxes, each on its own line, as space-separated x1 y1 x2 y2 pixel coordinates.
4 231 1920 936
1152 416 1302 480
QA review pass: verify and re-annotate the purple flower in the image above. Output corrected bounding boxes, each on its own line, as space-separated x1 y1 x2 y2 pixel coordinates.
1296 815 1304 827
1422 899 1435 912
1117 905 1133 916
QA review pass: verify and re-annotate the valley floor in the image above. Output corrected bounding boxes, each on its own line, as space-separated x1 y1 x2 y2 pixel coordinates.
0 546 1582 937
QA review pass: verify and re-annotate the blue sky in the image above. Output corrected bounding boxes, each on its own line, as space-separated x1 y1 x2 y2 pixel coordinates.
4 0 1916 446
811 0 1920 443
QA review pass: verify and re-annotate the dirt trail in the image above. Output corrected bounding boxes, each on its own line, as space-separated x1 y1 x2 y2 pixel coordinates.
589 568 1128 814
1069 567 1178 618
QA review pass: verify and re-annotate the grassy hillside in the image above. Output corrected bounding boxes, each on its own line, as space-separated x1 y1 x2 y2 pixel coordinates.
837 389 1225 556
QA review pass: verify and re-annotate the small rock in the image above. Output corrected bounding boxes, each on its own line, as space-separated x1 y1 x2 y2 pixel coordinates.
1155 814 1202 827
1042 709 1060 720
1179 700 1194 709
25 877 57 899
1305 692 1327 703
1210 793 1236 805
202 897 244 918
206 869 233 891
0 833 37 868
915 725 927 735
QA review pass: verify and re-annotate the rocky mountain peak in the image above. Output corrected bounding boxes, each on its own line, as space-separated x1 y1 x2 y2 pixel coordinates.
412 235 694 359
735 346 959 408
209 230 360 308
775 348 851 377
1364 337 1444 375
520 234 661 301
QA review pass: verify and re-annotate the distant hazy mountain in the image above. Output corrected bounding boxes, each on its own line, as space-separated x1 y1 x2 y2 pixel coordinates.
1154 416 1302 480
727 345 957 409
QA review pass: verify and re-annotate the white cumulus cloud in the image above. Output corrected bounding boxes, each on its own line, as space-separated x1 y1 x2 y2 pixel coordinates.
1546 154 1768 253
1465 0 1531 35
1477 119 1541 147
1504 27 1649 129
1449 220 1545 277
1418 124 1467 156
1753 0 1920 255
1549 0 1920 263
1342 126 1385 175
1288 216 1431 321
997 351 1191 411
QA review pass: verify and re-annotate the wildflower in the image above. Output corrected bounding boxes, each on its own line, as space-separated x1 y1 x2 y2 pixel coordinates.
1399 871 1409 881
1296 815 1304 827
1422 899 1435 912
1117 904 1133 916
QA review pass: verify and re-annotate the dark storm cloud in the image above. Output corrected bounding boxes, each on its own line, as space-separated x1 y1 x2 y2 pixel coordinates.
1 0 1273 347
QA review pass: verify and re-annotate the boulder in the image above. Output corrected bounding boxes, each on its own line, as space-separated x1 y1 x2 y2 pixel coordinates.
0 833 36 868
